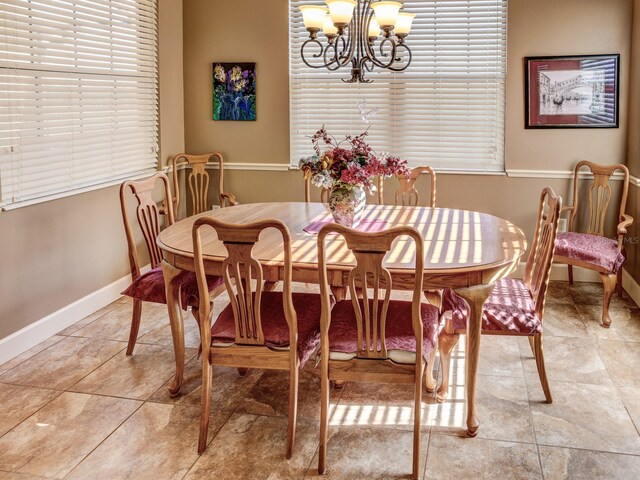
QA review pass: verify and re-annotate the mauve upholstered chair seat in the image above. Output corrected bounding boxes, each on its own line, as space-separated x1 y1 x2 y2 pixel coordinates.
122 266 224 310
441 278 541 335
554 232 625 273
211 291 326 367
327 299 440 364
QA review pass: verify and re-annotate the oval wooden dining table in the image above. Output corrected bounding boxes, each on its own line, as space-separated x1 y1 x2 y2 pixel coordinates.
157 202 526 436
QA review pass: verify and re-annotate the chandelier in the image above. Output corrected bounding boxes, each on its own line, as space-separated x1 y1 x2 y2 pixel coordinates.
298 1 415 83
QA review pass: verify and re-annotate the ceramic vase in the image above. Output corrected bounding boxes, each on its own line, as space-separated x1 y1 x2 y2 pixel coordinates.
328 184 366 228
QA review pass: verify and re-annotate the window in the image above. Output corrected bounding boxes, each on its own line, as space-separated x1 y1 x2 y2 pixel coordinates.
0 0 158 210
289 0 507 172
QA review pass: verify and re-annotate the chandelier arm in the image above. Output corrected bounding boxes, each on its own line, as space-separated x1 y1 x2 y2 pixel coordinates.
366 37 398 70
300 38 333 69
386 43 413 72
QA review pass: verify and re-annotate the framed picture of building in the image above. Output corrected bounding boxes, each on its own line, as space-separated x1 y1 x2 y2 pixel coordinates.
525 54 619 128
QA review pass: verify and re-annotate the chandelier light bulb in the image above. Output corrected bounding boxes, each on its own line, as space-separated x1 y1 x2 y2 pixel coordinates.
300 5 329 31
371 1 402 29
325 0 357 27
394 12 415 37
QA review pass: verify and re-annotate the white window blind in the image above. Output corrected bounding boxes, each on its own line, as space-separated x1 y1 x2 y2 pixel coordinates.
289 0 507 172
0 0 158 209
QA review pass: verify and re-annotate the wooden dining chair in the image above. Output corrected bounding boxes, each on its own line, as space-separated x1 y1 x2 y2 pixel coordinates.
316 224 439 480
171 152 238 218
192 217 327 458
119 172 225 355
436 187 562 404
394 166 436 207
553 161 633 327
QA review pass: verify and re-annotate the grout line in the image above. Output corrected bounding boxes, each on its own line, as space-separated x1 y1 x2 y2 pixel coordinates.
0 388 65 442
0 336 67 377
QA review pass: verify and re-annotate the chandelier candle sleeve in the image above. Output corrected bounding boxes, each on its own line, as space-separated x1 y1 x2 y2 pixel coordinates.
298 0 415 83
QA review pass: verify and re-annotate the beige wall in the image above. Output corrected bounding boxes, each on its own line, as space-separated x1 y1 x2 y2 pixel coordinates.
0 0 185 340
183 0 633 244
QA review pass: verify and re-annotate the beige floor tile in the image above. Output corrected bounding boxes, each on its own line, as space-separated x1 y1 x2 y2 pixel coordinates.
543 303 590 338
183 413 317 480
441 335 525 379
0 472 50 479
148 357 262 412
424 434 542 480
334 380 434 432
618 386 640 432
0 336 125 390
0 392 140 479
0 384 60 437
568 281 637 309
305 427 428 479
546 281 574 305
236 367 342 425
137 311 202 349
522 336 611 386
530 381 640 454
0 336 65 376
69 344 196 400
580 305 640 341
598 340 640 388
66 402 229 480
430 374 535 443
538 446 640 480
70 301 168 343
57 301 122 336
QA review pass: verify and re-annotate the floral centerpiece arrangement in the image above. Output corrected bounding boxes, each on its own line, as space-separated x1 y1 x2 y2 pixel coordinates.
299 127 410 227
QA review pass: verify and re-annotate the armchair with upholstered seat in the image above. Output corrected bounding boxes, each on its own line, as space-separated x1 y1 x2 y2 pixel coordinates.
553 161 633 328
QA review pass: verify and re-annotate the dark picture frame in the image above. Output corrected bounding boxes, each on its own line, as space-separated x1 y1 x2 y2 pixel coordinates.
212 62 257 121
524 54 619 129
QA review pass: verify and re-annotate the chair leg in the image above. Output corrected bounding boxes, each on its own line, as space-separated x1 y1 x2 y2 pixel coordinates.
424 348 437 392
412 361 423 480
237 368 249 377
600 273 617 328
286 365 299 460
617 268 623 298
533 333 552 403
263 280 278 292
318 363 330 474
436 331 460 403
567 265 574 285
527 336 535 357
126 299 143 356
198 358 213 453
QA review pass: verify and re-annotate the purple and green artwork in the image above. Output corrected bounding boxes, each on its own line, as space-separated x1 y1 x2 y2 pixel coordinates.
213 62 256 121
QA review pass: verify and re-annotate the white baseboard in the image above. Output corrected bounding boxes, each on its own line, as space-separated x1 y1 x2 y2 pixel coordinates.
0 270 138 366
622 269 640 307
513 263 601 282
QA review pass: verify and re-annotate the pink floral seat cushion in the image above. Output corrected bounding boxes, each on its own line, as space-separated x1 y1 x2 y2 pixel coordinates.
441 278 541 335
554 232 625 273
211 291 327 367
122 266 224 310
327 299 440 363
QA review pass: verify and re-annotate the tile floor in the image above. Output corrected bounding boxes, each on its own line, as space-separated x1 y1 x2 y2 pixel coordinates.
0 281 639 479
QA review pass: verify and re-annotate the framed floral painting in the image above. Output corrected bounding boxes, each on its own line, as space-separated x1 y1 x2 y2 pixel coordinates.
213 63 256 121
525 54 619 128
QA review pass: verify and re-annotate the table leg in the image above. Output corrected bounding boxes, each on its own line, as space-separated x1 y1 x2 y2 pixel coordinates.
330 285 347 302
162 260 186 398
454 283 494 437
